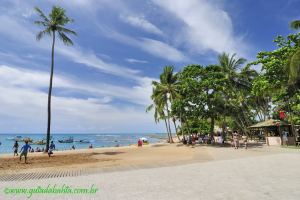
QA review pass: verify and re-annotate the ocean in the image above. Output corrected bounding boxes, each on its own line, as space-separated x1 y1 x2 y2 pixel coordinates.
0 133 165 154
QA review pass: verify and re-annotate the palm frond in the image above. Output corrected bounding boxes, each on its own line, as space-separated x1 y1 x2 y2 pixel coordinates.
36 28 51 41
34 20 49 27
56 26 77 36
34 7 49 22
58 31 73 45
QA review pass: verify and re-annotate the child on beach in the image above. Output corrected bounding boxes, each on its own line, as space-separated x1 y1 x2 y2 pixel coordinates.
19 141 31 164
13 141 19 156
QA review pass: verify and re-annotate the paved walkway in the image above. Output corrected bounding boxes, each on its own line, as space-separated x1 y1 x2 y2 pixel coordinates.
0 151 299 200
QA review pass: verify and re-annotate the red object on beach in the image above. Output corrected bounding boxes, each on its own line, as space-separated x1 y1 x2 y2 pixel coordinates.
138 139 143 147
279 110 285 119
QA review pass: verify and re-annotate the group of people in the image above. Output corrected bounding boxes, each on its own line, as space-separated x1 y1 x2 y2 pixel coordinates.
182 133 223 145
181 131 248 149
12 140 56 163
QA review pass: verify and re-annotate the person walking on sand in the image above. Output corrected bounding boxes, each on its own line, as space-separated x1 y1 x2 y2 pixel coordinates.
13 141 19 156
48 141 55 157
19 140 31 164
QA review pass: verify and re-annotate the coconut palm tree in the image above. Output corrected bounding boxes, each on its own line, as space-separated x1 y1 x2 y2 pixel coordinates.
146 91 171 142
34 6 76 151
291 20 300 30
147 66 179 143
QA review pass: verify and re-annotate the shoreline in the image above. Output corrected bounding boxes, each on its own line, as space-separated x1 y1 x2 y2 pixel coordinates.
0 140 166 158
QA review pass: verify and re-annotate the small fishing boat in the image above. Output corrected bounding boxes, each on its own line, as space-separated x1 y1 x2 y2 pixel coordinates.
6 137 15 140
33 140 46 145
58 137 73 143
79 139 90 143
23 137 33 143
6 136 23 141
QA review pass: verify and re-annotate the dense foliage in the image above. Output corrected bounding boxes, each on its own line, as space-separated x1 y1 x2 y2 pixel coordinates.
148 21 300 141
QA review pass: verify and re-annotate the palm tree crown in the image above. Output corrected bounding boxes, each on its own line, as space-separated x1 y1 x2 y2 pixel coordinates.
290 20 300 30
35 6 76 45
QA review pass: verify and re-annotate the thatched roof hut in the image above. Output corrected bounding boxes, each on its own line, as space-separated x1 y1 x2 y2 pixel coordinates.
249 119 289 129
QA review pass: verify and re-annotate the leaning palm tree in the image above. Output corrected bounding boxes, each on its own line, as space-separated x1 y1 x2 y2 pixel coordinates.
34 6 76 151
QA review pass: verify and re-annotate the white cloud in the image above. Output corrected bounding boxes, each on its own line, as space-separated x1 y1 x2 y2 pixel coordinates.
120 15 164 36
126 58 148 64
56 46 141 80
0 65 162 133
98 26 188 62
152 0 248 56
140 38 187 62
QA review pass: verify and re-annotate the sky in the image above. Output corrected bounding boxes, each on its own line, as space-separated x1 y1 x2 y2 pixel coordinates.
0 0 299 134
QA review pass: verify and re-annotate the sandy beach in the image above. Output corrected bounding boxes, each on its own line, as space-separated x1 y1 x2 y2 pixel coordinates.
1 142 300 200
0 142 213 175
0 141 294 177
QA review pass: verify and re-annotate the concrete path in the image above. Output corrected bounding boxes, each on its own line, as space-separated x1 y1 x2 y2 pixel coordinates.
1 151 299 200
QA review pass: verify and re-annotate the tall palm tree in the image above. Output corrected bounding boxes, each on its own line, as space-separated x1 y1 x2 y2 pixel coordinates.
34 6 76 151
218 53 247 133
146 92 171 142
148 66 179 143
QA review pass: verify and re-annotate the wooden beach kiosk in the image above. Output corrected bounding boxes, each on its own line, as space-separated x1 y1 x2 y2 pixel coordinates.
249 119 297 146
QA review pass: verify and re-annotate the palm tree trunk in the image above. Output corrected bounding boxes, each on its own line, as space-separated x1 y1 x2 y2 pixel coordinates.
173 118 180 141
166 102 174 143
164 118 171 143
180 113 184 137
46 31 55 152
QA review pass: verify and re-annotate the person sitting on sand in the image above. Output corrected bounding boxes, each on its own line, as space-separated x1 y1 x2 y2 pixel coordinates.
138 139 143 147
48 141 55 157
13 141 19 156
30 148 34 153
89 144 93 149
19 141 31 164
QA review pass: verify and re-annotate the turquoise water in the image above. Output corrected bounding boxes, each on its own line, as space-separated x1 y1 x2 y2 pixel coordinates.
0 133 165 154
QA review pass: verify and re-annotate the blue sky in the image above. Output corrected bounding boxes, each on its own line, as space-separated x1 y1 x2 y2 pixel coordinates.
0 0 299 133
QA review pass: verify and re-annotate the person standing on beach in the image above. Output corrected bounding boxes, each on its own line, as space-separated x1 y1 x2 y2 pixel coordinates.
233 131 239 149
48 141 55 157
19 141 31 164
13 141 19 156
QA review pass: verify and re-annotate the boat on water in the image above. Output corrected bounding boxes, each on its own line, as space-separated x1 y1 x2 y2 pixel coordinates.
79 139 90 143
140 137 149 145
6 136 22 141
58 137 74 143
33 140 46 145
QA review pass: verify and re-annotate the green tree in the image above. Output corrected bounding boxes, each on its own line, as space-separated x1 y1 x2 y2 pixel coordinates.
34 6 76 151
148 66 179 143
